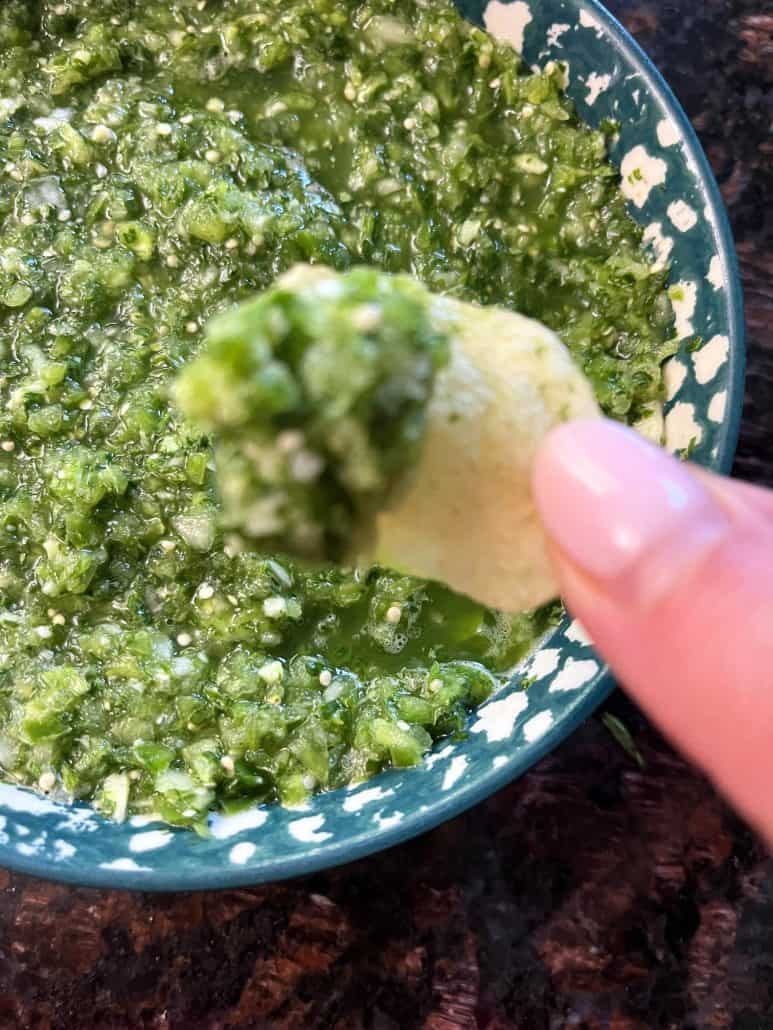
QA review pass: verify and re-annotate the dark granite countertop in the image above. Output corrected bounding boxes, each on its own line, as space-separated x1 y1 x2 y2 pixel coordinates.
1 2 772 1027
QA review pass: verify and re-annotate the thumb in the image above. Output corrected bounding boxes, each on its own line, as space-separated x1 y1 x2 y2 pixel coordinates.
533 418 773 846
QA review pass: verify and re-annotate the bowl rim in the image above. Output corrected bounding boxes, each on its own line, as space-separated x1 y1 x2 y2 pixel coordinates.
0 0 745 890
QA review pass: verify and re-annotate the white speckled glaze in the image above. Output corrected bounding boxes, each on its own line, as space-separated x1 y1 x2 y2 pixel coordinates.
0 0 743 890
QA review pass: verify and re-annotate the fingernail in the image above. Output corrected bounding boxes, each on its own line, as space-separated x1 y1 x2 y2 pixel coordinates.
533 419 729 597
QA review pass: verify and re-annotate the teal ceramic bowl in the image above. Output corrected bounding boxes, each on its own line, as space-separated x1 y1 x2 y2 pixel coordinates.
0 0 744 889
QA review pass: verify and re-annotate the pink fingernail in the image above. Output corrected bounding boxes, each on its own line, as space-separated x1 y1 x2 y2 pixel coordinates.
533 419 729 589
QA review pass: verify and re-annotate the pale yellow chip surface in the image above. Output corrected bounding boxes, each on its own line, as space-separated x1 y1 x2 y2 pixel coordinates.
372 297 601 613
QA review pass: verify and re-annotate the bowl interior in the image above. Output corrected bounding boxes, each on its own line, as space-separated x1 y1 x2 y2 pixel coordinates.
0 0 743 889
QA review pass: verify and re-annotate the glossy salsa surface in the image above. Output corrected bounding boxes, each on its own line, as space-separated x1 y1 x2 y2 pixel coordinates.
0 0 672 828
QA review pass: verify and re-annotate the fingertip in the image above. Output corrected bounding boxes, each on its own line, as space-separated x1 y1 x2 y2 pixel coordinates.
535 422 773 846
533 417 725 593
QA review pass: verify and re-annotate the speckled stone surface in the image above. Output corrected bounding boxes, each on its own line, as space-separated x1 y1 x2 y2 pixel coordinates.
0 2 771 1027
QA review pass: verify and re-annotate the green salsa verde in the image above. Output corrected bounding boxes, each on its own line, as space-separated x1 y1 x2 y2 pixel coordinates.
175 264 453 561
0 0 674 829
